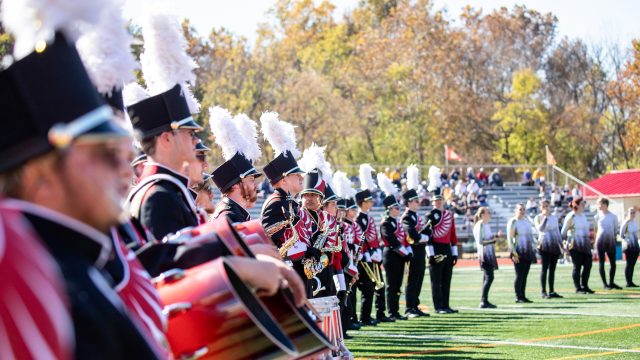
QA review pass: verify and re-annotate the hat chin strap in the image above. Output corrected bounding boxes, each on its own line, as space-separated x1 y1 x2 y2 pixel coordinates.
47 105 115 148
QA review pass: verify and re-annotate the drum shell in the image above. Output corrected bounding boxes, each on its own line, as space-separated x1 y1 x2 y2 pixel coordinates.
156 258 296 360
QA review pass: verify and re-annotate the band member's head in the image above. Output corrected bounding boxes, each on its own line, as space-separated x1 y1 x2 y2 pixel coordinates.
432 194 444 210
403 189 420 212
223 175 260 208
355 189 373 212
628 207 637 220
540 199 550 215
569 198 584 213
194 140 210 172
0 33 133 232
382 194 401 218
322 183 338 216
515 203 526 219
130 153 147 181
597 197 609 211
194 174 215 213
126 84 202 171
474 206 491 224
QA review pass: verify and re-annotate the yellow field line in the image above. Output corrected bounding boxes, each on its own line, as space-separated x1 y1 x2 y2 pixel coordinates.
355 323 640 359
550 347 640 359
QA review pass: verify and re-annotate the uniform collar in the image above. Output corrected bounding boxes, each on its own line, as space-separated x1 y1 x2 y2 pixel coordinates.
140 162 190 189
1 199 112 268
222 197 250 220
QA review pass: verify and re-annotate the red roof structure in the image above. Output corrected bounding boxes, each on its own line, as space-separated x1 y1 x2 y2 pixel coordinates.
583 169 640 199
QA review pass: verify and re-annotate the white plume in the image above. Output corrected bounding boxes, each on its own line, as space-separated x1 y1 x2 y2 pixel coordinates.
406 164 421 191
299 143 333 182
1 0 109 60
76 0 137 95
209 106 242 161
233 113 261 163
359 164 376 191
260 111 300 158
333 171 356 199
377 173 399 197
123 82 149 106
427 165 442 192
139 9 199 112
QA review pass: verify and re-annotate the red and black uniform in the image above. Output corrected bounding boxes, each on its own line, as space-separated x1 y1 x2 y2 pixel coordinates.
0 204 74 360
380 215 408 318
304 208 339 298
402 208 428 314
426 208 458 313
355 211 381 323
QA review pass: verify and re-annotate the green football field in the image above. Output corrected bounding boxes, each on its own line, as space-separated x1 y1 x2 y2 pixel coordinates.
344 260 640 359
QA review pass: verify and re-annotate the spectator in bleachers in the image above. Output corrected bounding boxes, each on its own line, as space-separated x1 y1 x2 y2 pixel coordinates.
455 179 467 199
449 168 461 184
525 197 538 216
522 168 534 186
551 188 562 207
489 168 504 188
466 167 475 182
532 166 544 185
571 185 582 200
442 183 453 201
259 177 273 199
418 183 430 207
476 168 488 187
440 168 448 184
478 189 489 207
467 179 480 196
390 167 401 187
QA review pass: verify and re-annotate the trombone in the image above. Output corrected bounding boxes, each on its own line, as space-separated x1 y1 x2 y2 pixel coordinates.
361 261 384 290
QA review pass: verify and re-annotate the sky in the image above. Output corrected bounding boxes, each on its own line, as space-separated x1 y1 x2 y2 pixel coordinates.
123 0 640 51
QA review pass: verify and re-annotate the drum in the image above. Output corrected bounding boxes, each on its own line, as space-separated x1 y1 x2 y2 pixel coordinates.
307 296 342 350
155 257 297 359
234 219 271 247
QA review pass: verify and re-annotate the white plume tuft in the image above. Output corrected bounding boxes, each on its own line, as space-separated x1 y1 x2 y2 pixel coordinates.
139 9 199 112
76 0 137 95
233 113 261 162
1 0 110 60
359 164 377 191
299 143 333 182
333 171 356 199
260 111 300 158
427 165 442 192
377 173 399 197
406 164 421 191
209 106 242 161
123 82 149 106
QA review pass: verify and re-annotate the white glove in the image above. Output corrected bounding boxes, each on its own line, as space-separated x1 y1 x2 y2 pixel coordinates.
405 245 414 256
364 251 372 263
426 245 435 257
451 245 458 256
333 273 347 291
398 247 409 257
419 234 429 244
357 252 363 262
371 250 382 263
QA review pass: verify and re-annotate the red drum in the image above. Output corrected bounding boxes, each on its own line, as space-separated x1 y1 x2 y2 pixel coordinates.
233 219 271 247
155 258 297 359
307 296 352 359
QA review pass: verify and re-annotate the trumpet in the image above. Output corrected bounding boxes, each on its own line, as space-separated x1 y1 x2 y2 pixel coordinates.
302 218 343 279
278 202 300 258
361 261 384 290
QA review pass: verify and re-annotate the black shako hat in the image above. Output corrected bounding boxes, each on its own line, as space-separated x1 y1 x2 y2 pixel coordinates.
211 152 261 193
355 189 373 203
0 33 128 172
402 189 419 203
300 169 325 198
383 195 400 209
323 183 338 203
263 150 304 184
126 84 202 140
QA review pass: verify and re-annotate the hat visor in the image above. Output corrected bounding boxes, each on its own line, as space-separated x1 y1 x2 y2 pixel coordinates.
323 195 338 203
195 142 211 152
284 166 304 176
300 189 325 198
242 168 262 178
170 117 203 131
49 105 130 148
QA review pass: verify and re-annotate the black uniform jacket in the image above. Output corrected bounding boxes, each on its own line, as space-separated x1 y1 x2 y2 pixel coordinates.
12 200 159 360
261 188 299 246
380 216 402 249
402 209 423 244
212 197 250 223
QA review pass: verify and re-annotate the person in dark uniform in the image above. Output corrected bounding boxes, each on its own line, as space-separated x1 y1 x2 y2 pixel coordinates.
427 195 459 314
299 170 340 298
354 188 378 326
377 173 409 321
0 28 160 358
260 112 318 295
402 168 430 318
209 107 262 223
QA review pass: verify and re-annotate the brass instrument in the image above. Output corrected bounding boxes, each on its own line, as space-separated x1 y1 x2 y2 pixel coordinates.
302 216 343 279
360 261 384 290
278 203 300 258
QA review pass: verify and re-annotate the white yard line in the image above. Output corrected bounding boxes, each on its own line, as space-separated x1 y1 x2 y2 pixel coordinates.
456 306 640 318
349 332 640 354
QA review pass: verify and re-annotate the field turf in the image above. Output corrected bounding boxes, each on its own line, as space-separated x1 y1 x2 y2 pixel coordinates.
345 260 640 359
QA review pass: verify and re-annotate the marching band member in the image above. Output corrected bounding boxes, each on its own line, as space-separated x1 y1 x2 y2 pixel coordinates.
507 203 536 303
594 197 622 290
427 194 459 314
535 199 563 299
561 198 595 294
209 108 262 223
474 207 500 308
402 165 430 318
377 173 409 321
621 207 639 287
0 1 160 353
356 164 391 324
